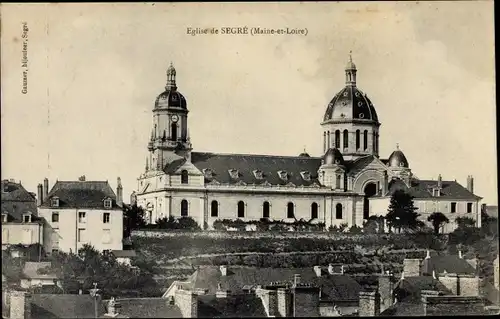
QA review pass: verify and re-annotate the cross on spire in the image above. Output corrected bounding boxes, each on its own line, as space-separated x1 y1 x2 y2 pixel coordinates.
396 143 400 150
349 50 353 62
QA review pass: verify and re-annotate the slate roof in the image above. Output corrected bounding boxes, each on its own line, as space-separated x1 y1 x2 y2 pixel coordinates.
183 266 361 302
31 294 106 318
39 181 120 209
421 255 476 275
380 301 425 316
197 294 267 318
1 180 37 221
109 298 182 318
386 178 481 200
23 262 59 280
111 250 137 258
1 180 36 202
394 276 451 302
189 152 324 187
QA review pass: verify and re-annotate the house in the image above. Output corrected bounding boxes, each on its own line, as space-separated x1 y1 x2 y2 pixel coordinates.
1 179 43 249
20 262 60 290
37 176 124 254
163 264 362 316
358 250 496 316
3 288 192 318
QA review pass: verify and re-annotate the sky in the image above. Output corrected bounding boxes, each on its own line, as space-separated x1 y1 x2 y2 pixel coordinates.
1 2 497 205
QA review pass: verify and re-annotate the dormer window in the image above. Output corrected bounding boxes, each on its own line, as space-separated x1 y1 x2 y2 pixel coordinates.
50 197 60 207
277 171 289 181
432 188 440 197
202 168 214 179
253 170 264 180
104 199 112 209
300 171 311 181
23 213 32 223
228 169 239 180
2 213 8 223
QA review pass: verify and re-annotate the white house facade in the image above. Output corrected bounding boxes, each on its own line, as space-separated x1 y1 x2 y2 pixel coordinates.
37 177 124 253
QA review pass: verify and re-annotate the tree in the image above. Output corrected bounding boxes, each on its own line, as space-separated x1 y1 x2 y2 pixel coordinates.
363 216 385 234
455 216 476 228
123 204 146 237
39 244 160 298
386 190 420 233
427 212 450 234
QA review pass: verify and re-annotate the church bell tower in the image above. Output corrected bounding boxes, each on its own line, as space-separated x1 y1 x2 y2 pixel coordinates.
146 63 192 173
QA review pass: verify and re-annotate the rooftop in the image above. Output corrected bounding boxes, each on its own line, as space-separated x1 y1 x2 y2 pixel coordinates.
39 180 121 209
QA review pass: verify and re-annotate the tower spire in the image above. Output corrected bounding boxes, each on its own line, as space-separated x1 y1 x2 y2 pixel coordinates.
396 143 399 150
345 51 357 86
166 62 177 91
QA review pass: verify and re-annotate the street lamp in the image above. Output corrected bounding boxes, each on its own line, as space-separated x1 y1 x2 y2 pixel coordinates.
89 282 100 318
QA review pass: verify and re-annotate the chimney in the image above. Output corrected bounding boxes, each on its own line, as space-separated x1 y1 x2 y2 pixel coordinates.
78 175 86 182
277 288 292 318
37 184 43 206
220 265 227 276
174 289 198 318
293 274 301 286
467 175 474 193
292 284 321 317
43 178 49 200
403 259 422 277
313 266 322 277
359 291 380 317
116 177 123 206
378 274 394 313
9 290 32 319
437 174 442 189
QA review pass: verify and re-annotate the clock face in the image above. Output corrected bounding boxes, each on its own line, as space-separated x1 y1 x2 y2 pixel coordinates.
171 115 179 123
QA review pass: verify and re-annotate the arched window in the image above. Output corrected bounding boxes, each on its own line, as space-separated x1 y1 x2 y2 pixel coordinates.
343 130 349 149
287 202 294 219
335 130 340 148
363 130 368 150
311 203 318 219
263 201 270 218
181 200 188 217
237 201 245 218
336 203 343 219
356 130 360 149
171 123 178 141
211 200 218 217
181 170 189 184
335 175 341 189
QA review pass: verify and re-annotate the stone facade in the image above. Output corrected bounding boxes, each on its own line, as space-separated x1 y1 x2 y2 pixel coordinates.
136 60 482 231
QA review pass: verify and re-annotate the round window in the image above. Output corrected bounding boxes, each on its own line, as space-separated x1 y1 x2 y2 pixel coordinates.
400 162 405 167
343 92 348 97
355 92 360 97
358 102 363 107
359 113 365 118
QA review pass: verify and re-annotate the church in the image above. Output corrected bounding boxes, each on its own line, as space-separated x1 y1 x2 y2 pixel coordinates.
134 56 482 233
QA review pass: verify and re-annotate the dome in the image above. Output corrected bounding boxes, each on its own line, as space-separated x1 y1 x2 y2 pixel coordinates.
323 148 344 165
298 152 310 157
154 90 187 109
323 86 379 123
388 147 409 168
